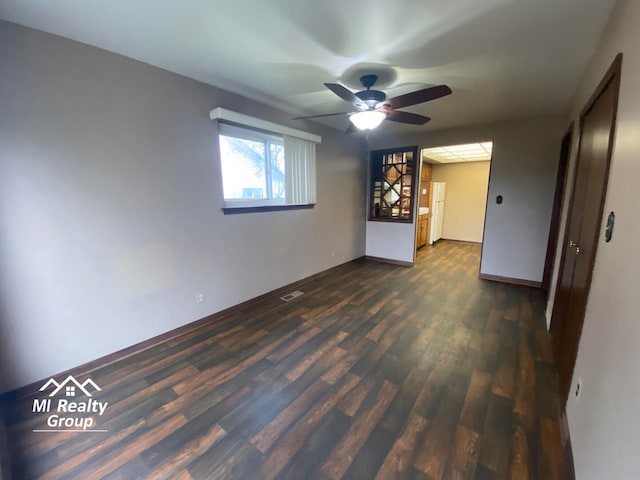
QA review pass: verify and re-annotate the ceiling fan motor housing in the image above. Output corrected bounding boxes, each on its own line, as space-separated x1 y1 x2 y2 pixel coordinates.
356 89 386 108
356 74 387 109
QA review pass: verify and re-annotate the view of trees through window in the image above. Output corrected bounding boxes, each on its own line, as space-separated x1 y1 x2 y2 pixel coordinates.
219 134 285 201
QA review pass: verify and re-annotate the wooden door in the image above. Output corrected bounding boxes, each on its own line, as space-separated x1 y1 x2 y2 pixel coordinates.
549 54 622 405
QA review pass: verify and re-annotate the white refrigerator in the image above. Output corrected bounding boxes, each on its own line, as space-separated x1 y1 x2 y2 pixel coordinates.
429 182 446 245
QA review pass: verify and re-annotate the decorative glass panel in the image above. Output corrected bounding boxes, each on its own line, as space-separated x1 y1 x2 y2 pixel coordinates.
369 146 417 222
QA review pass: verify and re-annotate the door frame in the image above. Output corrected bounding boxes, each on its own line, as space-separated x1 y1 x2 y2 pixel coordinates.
549 53 622 405
542 124 574 294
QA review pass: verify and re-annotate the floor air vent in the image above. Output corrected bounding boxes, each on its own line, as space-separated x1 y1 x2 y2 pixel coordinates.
280 290 304 302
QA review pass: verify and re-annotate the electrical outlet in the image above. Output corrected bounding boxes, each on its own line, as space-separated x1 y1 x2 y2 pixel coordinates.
575 377 583 401
196 293 205 304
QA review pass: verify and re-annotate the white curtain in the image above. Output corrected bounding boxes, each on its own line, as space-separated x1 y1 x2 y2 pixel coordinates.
284 135 316 204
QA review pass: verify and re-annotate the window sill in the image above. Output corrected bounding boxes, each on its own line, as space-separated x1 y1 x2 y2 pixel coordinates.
222 203 315 215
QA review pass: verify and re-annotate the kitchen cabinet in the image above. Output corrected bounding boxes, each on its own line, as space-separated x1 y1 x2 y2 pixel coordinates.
417 162 433 249
421 162 432 182
417 213 429 248
419 162 432 209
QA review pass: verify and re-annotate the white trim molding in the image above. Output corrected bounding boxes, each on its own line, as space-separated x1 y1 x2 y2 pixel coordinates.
210 108 322 144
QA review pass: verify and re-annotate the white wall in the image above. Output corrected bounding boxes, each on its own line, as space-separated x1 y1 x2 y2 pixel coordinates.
0 21 367 393
432 161 490 243
547 1 640 478
369 117 564 282
365 222 417 263
364 149 421 264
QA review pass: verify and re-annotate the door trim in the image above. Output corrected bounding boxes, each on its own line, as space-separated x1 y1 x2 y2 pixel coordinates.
581 53 623 119
542 123 573 294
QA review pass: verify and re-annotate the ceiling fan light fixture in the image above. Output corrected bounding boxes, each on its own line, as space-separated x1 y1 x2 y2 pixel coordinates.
349 110 387 130
294 77 450 128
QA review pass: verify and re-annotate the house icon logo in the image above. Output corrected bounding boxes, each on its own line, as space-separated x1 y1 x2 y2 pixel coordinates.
39 375 102 397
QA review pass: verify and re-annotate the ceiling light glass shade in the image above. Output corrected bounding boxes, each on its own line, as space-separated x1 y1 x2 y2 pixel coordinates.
349 110 386 130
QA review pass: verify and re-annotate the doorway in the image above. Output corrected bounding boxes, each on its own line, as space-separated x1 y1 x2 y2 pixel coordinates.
549 54 622 405
415 142 492 254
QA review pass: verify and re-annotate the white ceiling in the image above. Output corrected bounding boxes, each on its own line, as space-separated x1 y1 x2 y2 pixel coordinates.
423 142 493 164
0 0 616 133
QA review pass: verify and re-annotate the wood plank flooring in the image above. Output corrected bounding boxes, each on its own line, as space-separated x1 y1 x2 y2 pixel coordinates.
1 241 565 479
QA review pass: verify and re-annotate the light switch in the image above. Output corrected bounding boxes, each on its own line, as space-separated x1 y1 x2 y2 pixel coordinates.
422 188 427 195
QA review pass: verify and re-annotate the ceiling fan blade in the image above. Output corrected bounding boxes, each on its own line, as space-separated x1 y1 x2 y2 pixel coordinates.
386 110 431 125
324 83 365 106
386 85 452 109
292 112 349 120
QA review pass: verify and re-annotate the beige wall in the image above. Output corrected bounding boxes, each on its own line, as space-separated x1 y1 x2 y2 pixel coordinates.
0 21 366 393
431 161 490 243
546 0 640 478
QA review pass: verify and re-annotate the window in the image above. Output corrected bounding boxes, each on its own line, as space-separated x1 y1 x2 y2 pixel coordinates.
211 109 320 213
242 188 264 198
219 123 285 206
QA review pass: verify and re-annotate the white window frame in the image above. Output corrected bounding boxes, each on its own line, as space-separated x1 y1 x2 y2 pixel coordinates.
211 108 321 213
218 123 285 208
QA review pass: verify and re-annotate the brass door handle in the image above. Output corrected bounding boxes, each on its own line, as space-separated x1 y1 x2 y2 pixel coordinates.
569 240 583 255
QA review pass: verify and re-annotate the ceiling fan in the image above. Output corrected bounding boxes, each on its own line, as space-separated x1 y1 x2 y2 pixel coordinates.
293 74 452 132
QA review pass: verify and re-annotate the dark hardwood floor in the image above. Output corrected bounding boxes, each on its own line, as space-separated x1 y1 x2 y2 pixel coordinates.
1 241 564 479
